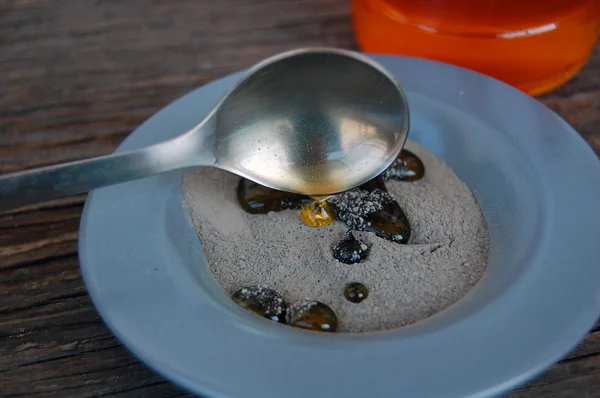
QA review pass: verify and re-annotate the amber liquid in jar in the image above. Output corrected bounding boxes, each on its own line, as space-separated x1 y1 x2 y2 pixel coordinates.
352 0 600 95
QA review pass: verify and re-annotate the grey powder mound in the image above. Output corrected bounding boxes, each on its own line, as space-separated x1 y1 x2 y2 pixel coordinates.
183 141 490 333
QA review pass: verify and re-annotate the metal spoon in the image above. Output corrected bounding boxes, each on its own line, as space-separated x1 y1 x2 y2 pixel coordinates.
0 48 409 212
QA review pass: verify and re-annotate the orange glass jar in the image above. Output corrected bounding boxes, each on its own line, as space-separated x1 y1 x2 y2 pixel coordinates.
352 0 600 95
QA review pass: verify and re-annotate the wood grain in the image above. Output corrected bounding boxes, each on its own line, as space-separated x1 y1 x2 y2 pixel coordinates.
0 0 599 397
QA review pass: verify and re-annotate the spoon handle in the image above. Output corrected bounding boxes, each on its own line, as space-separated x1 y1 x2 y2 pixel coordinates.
0 132 211 212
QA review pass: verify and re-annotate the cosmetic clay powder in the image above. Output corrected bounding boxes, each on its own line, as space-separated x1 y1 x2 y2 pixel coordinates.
183 141 490 332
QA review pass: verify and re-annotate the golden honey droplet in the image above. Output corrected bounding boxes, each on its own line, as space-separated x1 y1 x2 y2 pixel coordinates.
383 150 425 182
300 200 335 227
237 178 311 214
287 300 339 332
232 286 287 323
344 282 369 303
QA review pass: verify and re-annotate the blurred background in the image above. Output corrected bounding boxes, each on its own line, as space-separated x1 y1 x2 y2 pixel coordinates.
1 0 599 175
0 1 599 397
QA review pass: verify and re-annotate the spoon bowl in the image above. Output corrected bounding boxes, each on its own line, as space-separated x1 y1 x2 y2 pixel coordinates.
0 48 409 211
213 49 409 195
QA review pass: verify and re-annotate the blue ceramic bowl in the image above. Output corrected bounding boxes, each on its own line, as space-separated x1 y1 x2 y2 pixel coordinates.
80 55 600 398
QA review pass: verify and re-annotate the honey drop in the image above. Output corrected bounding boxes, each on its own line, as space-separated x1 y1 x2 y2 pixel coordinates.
237 178 311 214
329 178 411 244
232 285 287 323
287 300 339 332
383 150 425 182
333 231 369 264
344 282 369 303
300 200 335 227
362 200 410 244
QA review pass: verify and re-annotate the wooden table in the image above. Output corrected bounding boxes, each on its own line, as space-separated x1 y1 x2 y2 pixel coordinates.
1 1 598 397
